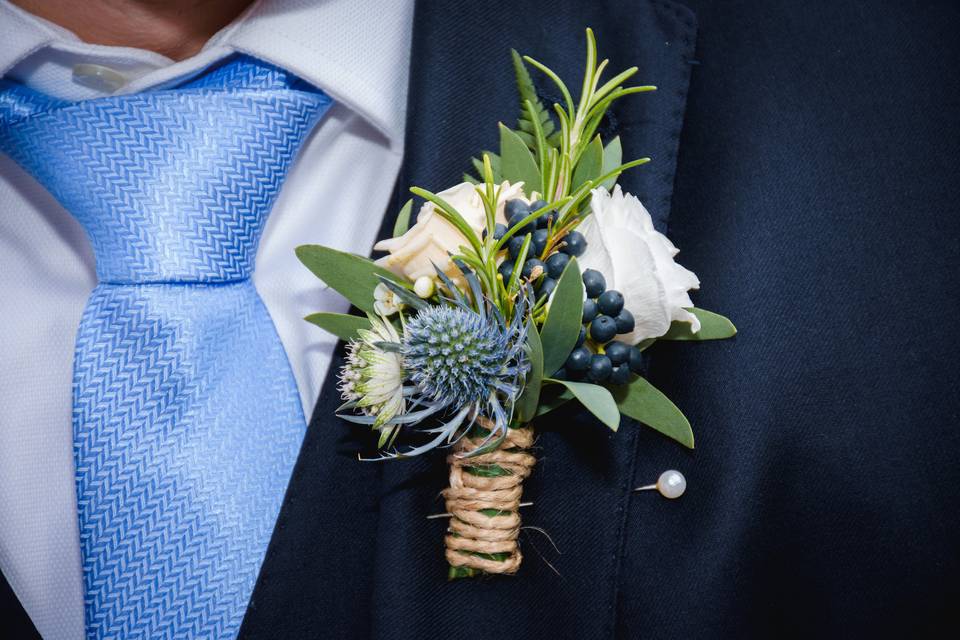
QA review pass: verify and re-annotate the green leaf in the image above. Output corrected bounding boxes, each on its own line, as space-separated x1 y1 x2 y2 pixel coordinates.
612 376 694 448
296 245 404 315
544 379 620 431
303 312 371 341
392 199 414 237
660 308 737 341
499 123 541 194
571 136 603 192
534 386 573 417
539 258 584 376
469 152 502 183
516 322 544 423
599 136 623 190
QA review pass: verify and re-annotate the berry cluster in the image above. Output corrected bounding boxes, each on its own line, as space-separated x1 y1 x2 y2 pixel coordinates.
496 199 587 300
557 268 643 385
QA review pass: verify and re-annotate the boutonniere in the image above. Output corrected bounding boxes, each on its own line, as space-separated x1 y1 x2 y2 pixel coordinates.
297 29 735 579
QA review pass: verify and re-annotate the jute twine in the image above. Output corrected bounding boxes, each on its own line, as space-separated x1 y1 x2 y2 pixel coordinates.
442 426 536 574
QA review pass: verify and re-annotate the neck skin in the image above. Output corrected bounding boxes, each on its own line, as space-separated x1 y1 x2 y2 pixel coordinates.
10 0 256 60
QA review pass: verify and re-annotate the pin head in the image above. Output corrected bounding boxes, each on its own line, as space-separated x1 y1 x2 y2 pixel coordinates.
656 470 686 499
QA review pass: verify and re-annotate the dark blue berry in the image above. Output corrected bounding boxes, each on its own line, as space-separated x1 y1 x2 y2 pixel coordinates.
498 259 516 282
507 234 528 259
505 199 529 220
522 258 545 280
610 364 631 385
561 231 587 257
566 367 587 381
605 340 630 365
614 309 635 334
565 346 591 371
588 354 613 382
582 299 598 323
552 367 567 380
529 199 548 212
576 325 587 347
628 346 644 374
508 213 534 236
483 225 506 241
532 229 549 256
597 289 624 316
538 277 557 298
545 252 570 279
582 269 606 298
590 315 617 343
536 210 558 229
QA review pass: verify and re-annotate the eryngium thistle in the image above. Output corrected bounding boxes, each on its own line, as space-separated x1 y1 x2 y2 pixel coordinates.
341 269 531 458
387 298 529 458
403 306 521 407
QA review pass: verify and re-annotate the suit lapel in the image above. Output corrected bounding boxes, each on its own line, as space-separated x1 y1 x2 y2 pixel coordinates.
242 1 696 638
366 2 697 639
0 567 41 639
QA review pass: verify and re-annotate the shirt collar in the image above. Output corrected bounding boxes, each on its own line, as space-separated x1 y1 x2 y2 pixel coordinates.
0 0 413 144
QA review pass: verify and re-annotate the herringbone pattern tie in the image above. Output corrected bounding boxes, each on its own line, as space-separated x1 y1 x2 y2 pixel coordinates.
0 56 332 638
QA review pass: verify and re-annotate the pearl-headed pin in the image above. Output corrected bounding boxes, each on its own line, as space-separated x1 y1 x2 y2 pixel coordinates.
633 469 686 499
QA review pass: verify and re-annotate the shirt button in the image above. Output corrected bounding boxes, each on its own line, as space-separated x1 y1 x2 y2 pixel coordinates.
71 63 129 93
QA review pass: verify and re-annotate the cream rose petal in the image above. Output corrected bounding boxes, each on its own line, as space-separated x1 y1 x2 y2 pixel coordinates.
373 181 527 282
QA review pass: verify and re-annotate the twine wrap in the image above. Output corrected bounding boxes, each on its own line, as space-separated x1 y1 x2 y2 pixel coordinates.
443 426 536 575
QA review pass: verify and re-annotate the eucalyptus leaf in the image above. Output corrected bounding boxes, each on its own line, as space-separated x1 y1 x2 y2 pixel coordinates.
516 322 544 423
499 123 541 194
539 258 584 376
392 199 414 237
571 135 603 192
534 387 573 417
660 308 737 341
612 376 694 448
304 312 371 341
544 378 620 431
600 136 623 190
296 245 404 314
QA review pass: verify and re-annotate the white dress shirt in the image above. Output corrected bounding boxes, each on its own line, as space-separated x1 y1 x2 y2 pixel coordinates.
0 1 413 637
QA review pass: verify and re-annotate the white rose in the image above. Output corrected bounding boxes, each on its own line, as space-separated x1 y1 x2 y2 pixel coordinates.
374 181 528 281
578 186 700 344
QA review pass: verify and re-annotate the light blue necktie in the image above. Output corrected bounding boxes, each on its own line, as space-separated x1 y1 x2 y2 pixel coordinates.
0 56 332 638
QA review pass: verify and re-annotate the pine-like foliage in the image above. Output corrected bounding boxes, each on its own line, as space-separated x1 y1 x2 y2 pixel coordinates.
465 49 560 184
510 48 560 151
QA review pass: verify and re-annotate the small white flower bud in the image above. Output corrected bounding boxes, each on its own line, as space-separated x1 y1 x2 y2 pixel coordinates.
414 276 435 299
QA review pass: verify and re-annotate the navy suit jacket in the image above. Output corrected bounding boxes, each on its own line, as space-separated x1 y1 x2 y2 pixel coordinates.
4 1 958 638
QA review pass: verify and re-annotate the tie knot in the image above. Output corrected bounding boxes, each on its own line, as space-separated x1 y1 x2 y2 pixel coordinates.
0 56 332 283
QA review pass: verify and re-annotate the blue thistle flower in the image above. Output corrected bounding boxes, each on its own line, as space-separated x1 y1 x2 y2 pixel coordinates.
392 297 530 458
341 267 531 459
404 306 524 407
